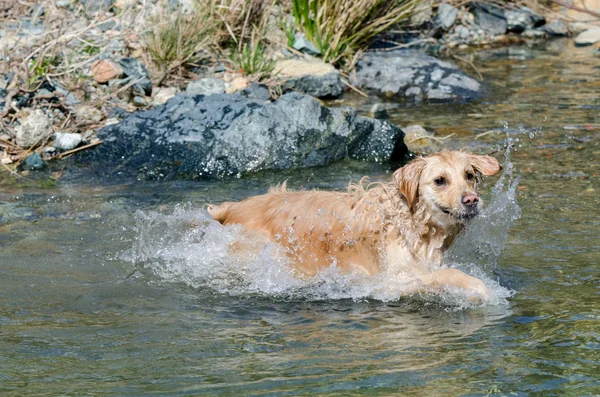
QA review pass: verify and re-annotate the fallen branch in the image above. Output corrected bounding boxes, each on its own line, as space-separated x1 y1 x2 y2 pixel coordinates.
549 0 600 19
450 54 483 81
57 140 102 159
340 78 369 98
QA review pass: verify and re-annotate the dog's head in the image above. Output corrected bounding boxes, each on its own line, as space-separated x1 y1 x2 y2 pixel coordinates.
394 151 501 226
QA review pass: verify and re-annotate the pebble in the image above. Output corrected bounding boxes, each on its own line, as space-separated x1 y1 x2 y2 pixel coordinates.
574 28 600 46
53 132 82 151
19 152 45 170
75 105 104 123
437 3 458 30
15 109 53 148
152 87 178 105
91 59 123 83
293 33 321 56
225 77 249 94
186 78 226 96
238 83 271 101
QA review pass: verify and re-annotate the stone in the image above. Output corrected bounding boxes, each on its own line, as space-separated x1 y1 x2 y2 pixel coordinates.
574 28 600 46
186 78 226 96
238 83 271 101
293 34 321 56
520 6 545 28
114 0 135 9
82 92 408 179
226 76 249 94
275 59 343 98
437 3 459 30
53 132 82 151
411 0 433 26
91 59 123 83
541 21 568 37
52 83 80 105
19 152 45 170
352 51 482 102
75 105 104 123
132 96 147 107
118 58 152 96
80 0 113 12
15 110 53 148
152 87 178 105
472 6 507 36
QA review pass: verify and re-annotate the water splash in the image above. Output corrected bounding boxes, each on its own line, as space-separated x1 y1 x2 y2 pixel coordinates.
127 149 521 308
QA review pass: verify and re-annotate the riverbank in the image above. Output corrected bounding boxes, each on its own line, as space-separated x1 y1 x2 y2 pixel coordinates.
1 0 599 179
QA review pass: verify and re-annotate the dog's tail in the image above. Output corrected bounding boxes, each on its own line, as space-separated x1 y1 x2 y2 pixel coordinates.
207 202 233 223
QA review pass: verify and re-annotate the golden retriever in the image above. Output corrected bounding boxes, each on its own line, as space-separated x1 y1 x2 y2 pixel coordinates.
208 150 502 300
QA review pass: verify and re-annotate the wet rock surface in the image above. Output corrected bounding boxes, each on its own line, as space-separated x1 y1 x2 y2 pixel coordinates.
82 92 407 179
352 51 482 102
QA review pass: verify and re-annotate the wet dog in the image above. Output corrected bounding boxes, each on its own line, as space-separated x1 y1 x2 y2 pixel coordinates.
208 150 502 300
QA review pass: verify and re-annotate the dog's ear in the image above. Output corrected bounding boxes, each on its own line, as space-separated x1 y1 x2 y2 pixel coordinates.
394 157 425 210
470 154 502 176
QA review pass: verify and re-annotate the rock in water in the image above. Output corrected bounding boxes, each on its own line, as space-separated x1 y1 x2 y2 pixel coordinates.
84 92 407 179
574 28 600 46
352 51 482 102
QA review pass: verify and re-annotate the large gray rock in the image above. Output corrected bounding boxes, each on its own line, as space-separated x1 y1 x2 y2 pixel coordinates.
352 51 482 102
85 92 407 179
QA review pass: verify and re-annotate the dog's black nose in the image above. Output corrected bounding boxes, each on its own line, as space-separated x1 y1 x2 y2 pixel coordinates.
462 194 479 208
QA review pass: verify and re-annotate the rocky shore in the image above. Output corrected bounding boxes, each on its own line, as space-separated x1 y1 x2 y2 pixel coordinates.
1 0 599 180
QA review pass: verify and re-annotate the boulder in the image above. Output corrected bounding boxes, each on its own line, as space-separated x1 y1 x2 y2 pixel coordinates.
352 51 482 102
275 59 344 98
83 92 407 179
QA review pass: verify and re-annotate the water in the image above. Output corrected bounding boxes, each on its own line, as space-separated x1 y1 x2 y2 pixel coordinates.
1 39 599 395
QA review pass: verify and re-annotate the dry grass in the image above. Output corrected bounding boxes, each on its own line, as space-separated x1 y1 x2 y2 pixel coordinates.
292 0 421 67
144 2 219 85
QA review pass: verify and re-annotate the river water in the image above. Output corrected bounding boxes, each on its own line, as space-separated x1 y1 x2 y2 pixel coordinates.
1 39 599 395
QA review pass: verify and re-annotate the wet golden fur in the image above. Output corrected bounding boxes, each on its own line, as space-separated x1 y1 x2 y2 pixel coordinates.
208 150 502 298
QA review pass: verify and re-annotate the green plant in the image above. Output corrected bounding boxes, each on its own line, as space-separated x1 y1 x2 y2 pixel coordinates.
231 40 276 80
27 55 60 88
145 2 218 82
280 17 296 48
291 0 419 67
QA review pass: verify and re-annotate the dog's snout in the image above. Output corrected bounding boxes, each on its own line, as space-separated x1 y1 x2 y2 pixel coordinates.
462 194 479 207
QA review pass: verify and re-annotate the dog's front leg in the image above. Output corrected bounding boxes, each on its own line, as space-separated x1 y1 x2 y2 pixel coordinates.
417 268 489 301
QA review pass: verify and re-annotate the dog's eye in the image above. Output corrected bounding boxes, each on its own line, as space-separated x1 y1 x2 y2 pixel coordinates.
466 172 475 181
434 177 446 186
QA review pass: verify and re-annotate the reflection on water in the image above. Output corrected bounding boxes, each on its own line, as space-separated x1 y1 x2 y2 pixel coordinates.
1 39 600 395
